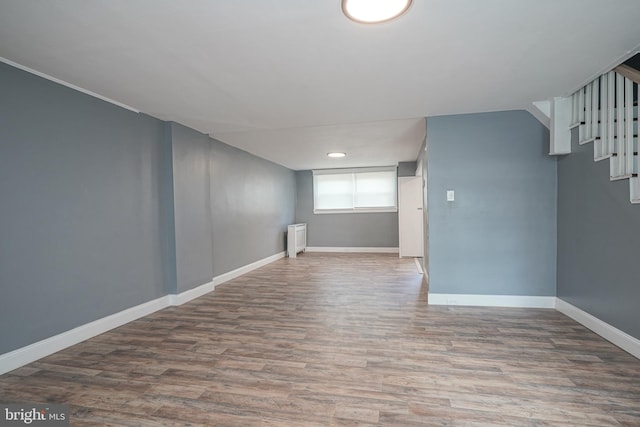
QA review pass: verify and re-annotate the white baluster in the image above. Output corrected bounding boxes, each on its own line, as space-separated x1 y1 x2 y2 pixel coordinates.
570 91 579 128
583 82 592 144
592 78 599 140
625 77 634 175
578 87 585 142
596 74 607 159
607 71 615 156
613 73 625 178
631 81 640 203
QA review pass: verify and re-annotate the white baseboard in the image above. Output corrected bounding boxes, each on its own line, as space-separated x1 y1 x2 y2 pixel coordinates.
306 247 399 253
169 281 216 306
555 298 640 359
172 252 286 305
0 251 287 375
428 295 639 359
4 259 637 377
414 258 424 274
212 251 285 286
428 293 556 308
0 295 171 376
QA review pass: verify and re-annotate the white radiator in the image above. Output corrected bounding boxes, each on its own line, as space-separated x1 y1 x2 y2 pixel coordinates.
287 223 307 258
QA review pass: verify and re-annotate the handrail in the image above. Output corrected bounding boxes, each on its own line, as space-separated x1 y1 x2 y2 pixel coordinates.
614 64 640 85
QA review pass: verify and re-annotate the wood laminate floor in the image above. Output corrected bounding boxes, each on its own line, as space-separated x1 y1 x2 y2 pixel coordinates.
1 253 639 426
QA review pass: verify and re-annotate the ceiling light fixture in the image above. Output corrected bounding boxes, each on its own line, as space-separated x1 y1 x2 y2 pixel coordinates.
327 152 347 158
342 0 412 24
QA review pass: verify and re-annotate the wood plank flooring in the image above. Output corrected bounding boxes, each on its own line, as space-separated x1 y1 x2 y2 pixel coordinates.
1 253 639 426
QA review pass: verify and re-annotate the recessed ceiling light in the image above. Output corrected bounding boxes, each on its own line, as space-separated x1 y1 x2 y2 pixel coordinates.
327 152 347 158
342 0 412 24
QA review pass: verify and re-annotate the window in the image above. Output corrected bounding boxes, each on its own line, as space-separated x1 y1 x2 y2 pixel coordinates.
313 167 397 214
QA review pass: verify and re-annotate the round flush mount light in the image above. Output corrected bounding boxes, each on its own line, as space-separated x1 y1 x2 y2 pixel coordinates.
327 152 347 158
342 0 412 24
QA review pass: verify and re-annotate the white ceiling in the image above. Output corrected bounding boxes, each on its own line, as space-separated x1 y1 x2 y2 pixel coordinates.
1 1 640 170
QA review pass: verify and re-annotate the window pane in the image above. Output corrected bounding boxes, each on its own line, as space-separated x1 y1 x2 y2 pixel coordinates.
315 174 354 209
313 167 397 212
354 171 396 208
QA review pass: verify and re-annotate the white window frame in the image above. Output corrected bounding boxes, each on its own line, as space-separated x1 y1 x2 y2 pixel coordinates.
312 166 398 214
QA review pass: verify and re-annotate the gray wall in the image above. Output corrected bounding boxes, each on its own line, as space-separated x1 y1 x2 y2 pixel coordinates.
169 123 214 293
557 130 640 339
427 111 557 295
211 140 295 276
295 170 399 247
168 123 295 289
0 62 168 354
0 63 296 355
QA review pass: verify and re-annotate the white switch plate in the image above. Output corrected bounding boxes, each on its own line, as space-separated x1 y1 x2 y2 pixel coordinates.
447 190 455 201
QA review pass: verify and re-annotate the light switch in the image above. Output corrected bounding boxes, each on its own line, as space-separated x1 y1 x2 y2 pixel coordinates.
446 190 455 201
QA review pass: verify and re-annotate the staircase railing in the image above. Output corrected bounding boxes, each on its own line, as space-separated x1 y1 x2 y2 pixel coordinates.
564 69 639 203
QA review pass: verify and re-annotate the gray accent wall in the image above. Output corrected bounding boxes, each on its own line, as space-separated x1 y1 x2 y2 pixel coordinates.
0 62 168 354
169 123 214 293
161 123 177 295
295 170 399 247
0 62 296 355
427 111 557 296
557 129 640 339
210 140 295 276
168 123 295 289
